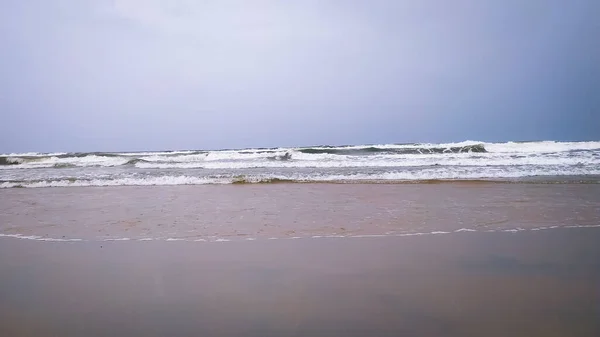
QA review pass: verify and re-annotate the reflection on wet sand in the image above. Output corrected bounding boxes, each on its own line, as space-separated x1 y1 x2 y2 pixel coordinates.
1 229 599 336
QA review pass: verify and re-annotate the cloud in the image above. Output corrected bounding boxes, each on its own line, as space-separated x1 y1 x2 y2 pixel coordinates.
108 0 362 42
1 0 598 152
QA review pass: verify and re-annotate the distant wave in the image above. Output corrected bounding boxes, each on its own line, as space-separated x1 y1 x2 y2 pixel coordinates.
124 158 149 165
2 140 599 169
1 141 599 188
298 144 486 154
2 169 599 188
0 157 20 166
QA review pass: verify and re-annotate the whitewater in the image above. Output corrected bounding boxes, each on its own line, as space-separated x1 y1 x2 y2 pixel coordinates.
1 140 599 188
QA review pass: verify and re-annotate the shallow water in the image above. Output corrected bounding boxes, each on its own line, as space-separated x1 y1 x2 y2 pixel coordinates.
1 183 599 242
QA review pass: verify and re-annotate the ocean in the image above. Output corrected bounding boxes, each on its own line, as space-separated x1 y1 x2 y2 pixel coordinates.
1 140 599 188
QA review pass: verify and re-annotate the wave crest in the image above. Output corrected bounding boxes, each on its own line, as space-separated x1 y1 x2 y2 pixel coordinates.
2 141 598 172
298 144 487 155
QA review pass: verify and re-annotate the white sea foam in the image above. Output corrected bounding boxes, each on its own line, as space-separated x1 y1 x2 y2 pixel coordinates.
484 141 600 153
1 155 130 169
0 233 82 241
37 238 83 242
2 141 599 187
501 227 526 233
2 224 600 243
133 153 600 170
293 140 600 154
0 233 43 240
119 150 200 156
0 152 68 157
0 176 231 188
140 153 208 163
295 140 483 152
4 141 599 170
564 224 600 228
2 164 600 188
397 233 428 236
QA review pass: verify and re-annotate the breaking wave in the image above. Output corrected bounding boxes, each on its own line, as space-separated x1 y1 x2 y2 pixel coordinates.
298 144 487 154
1 140 599 187
2 167 599 188
2 140 599 170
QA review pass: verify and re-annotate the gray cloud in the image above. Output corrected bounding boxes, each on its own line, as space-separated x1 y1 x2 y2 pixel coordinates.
1 0 599 152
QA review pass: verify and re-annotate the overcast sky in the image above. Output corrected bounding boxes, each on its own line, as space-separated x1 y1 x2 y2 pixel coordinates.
1 0 599 152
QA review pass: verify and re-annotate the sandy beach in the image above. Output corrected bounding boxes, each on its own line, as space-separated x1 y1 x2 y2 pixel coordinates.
1 228 599 336
1 183 600 336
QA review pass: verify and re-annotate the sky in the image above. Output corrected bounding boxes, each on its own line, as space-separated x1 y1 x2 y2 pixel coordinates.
1 0 599 152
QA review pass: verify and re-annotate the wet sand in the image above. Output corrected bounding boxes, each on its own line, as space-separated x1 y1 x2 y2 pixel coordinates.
1 229 600 336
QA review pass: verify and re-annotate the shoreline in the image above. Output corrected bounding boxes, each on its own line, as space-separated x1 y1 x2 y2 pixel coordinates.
2 182 599 241
2 223 600 243
2 176 600 189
